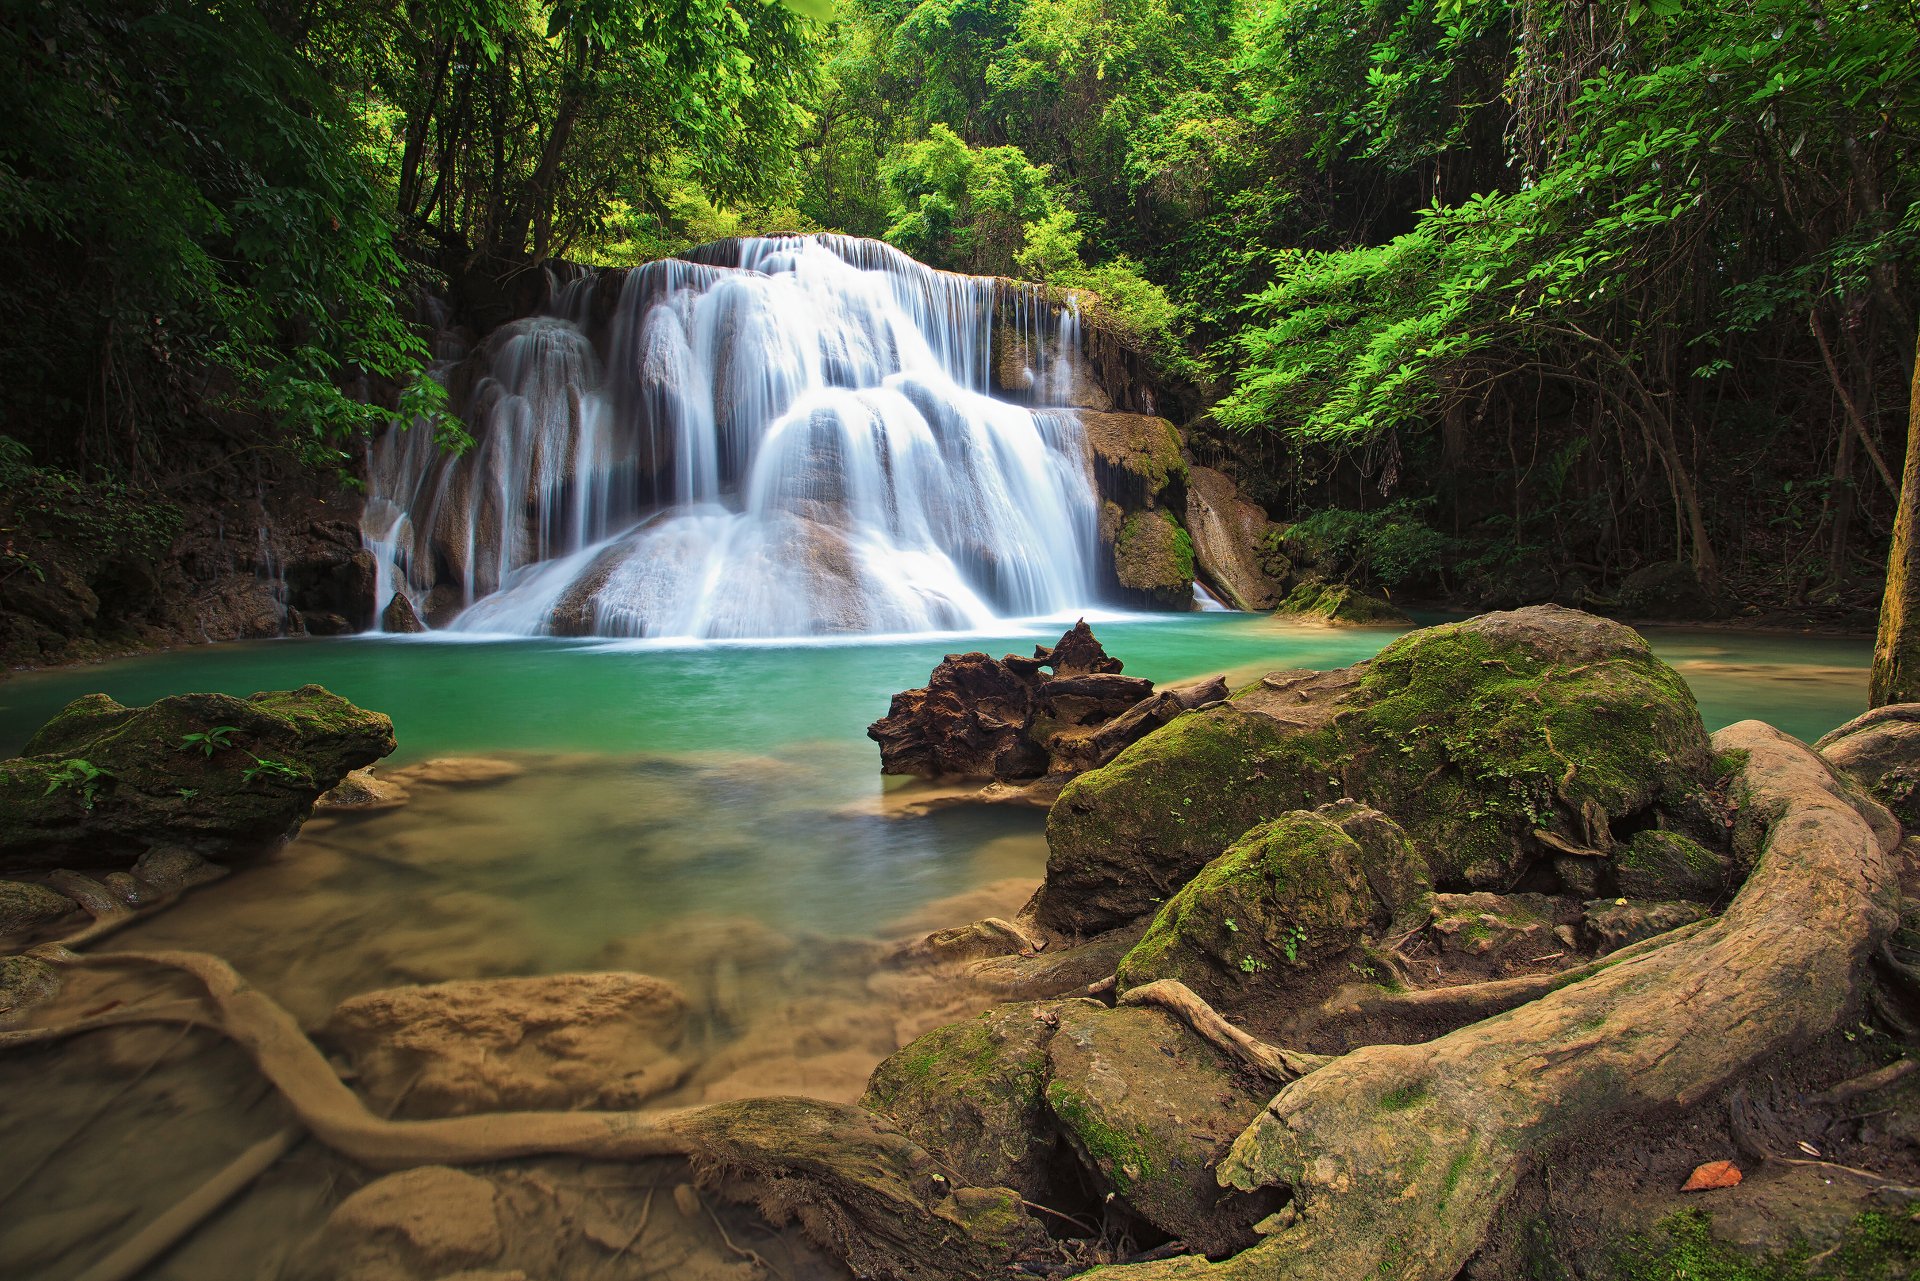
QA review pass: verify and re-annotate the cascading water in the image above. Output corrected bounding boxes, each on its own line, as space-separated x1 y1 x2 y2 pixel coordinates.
364 235 1108 640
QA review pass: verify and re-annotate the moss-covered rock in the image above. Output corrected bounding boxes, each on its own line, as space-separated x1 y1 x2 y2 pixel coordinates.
0 879 76 936
1277 579 1411 626
0 685 394 871
1113 509 1195 610
1044 1001 1282 1256
1115 805 1428 999
1034 606 1715 934
0 954 61 1024
863 1001 1064 1202
1428 891 1562 955
1614 829 1730 902
1076 411 1186 509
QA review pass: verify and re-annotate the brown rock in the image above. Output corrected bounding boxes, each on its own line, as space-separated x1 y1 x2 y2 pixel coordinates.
324 1166 505 1273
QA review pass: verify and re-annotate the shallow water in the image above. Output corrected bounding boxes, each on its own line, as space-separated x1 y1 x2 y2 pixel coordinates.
0 612 1873 1279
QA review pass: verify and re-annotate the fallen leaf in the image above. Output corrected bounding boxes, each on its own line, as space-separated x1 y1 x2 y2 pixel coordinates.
1681 1160 1742 1192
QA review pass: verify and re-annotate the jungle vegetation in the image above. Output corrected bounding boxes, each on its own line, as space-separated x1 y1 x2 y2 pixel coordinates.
0 0 1915 619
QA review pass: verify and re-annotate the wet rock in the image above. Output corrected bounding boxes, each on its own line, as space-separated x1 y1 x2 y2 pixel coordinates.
0 879 76 936
1276 579 1410 626
1428 892 1562 955
1614 829 1730 902
131 844 224 892
0 685 395 871
864 1001 1066 1202
318 766 414 812
0 954 61 1024
1035 606 1716 933
1115 806 1428 1000
1582 897 1709 952
1184 465 1285 612
1045 1000 1282 1255
1112 509 1195 611
382 592 427 634
321 1166 505 1275
1817 705 1920 830
101 870 161 906
324 972 690 1115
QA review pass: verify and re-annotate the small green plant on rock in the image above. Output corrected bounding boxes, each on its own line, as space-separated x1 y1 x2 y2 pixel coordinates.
43 758 110 809
241 755 309 787
178 726 237 757
1281 923 1309 964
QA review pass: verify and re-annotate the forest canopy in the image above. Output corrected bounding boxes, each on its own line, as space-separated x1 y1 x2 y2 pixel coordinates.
0 0 1914 614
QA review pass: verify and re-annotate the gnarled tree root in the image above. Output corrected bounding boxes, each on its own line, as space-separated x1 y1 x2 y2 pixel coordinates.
1118 980 1329 1083
13 947 1044 1281
1078 721 1901 1280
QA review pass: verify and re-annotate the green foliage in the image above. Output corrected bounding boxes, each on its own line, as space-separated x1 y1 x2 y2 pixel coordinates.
0 0 450 474
177 726 238 757
1286 500 1452 589
0 437 182 564
1608 1209 1920 1281
43 759 110 810
883 124 1061 276
241 754 310 787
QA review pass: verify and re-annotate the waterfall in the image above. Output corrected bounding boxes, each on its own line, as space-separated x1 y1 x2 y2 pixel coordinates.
365 235 1106 640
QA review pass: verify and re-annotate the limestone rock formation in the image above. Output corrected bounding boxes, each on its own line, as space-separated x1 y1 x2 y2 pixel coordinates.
1184 465 1286 611
0 685 395 871
324 971 691 1116
1033 606 1718 933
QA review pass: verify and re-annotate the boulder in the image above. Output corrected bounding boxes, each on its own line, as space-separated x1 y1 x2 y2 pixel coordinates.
317 766 413 813
1613 829 1730 902
1044 1001 1282 1255
382 592 427 634
1276 579 1410 626
1112 509 1195 611
1033 606 1716 933
319 1166 506 1276
0 686 395 871
0 880 76 937
130 845 224 893
323 972 690 1116
1184 465 1285 611
1817 704 1920 830
0 954 61 1024
1114 805 1428 1000
1582 898 1710 952
1427 892 1563 955
863 1001 1066 1202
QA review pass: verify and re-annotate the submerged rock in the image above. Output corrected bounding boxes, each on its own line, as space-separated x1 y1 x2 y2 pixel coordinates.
1034 606 1717 934
0 685 394 871
317 766 413 812
324 972 690 1116
1115 805 1428 1000
385 757 523 788
0 880 76 937
319 1166 506 1277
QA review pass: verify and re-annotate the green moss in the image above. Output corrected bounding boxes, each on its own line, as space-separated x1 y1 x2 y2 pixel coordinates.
1608 1209 1920 1280
1045 1080 1160 1196
1379 1082 1428 1112
1114 509 1195 595
1279 580 1409 625
1437 1144 1475 1205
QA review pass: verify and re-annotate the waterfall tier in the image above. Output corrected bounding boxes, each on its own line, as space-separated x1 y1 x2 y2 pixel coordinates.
365 235 1113 639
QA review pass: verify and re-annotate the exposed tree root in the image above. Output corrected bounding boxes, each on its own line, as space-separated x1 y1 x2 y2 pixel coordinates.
1118 980 1329 1083
1811 1058 1918 1106
1078 721 1901 1280
9 947 1042 1281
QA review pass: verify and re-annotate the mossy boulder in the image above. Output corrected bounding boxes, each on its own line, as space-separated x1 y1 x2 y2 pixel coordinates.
1076 411 1186 510
1613 829 1730 902
1033 606 1715 934
863 1001 1064 1202
1044 1000 1282 1255
0 685 395 871
1427 891 1562 955
1115 805 1428 999
1277 579 1410 626
1817 705 1920 831
0 879 76 936
1113 509 1195 610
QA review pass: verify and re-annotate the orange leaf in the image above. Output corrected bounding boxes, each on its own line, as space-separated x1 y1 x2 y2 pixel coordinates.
1680 1160 1742 1192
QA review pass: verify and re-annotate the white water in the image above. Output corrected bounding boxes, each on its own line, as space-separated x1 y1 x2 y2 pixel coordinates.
365 235 1105 639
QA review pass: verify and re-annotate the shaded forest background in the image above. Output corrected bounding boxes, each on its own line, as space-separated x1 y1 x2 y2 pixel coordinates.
1 0 1916 631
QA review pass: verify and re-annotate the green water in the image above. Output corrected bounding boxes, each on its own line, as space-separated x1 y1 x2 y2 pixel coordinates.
0 612 1870 759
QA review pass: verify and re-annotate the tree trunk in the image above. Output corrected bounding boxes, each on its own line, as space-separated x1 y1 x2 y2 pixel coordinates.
1871 328 1920 707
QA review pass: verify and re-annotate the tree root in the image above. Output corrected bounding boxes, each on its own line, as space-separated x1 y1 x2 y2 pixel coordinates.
9 947 1044 1281
1118 980 1329 1084
1078 722 1901 1281
1810 1058 1918 1107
